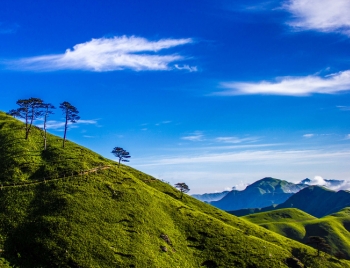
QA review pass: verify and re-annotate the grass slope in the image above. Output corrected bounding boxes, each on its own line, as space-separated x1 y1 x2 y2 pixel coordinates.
243 208 350 259
0 112 348 267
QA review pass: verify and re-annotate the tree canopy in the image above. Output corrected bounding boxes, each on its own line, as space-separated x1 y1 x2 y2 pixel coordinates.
8 97 44 140
111 147 131 167
175 182 190 199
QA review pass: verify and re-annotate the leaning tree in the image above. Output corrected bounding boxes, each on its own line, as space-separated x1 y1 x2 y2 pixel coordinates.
175 182 190 199
111 147 131 167
8 97 44 139
59 101 80 148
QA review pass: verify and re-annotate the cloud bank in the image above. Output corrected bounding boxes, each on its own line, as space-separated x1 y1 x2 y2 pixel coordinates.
4 36 194 72
302 175 350 191
284 0 350 36
218 70 350 96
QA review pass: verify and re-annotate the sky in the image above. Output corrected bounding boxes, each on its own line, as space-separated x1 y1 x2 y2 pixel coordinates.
1 0 350 193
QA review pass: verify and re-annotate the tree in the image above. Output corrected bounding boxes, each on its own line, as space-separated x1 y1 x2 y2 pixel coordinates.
308 236 331 256
175 182 190 199
40 103 55 150
8 98 44 139
111 147 131 167
59 101 80 148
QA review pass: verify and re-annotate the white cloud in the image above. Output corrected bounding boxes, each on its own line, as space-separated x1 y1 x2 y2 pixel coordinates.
181 131 204 141
337 105 350 111
303 134 314 138
232 182 250 191
135 149 350 166
284 0 350 36
345 134 350 140
37 119 98 130
174 64 198 72
5 36 194 72
302 175 350 191
215 136 259 144
218 70 350 96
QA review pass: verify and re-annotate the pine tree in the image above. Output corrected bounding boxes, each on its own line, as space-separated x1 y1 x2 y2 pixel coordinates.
59 101 80 148
111 147 131 167
8 97 44 139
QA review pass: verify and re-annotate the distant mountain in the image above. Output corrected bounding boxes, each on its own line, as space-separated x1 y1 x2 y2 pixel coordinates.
231 186 350 218
210 177 307 211
242 207 350 259
274 186 350 217
191 190 229 202
300 178 345 187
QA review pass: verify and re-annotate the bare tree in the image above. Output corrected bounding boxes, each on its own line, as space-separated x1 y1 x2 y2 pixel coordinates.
111 147 131 167
8 98 44 139
59 101 80 148
175 183 190 199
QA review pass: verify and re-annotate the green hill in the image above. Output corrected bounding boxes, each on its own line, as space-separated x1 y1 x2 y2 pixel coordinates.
242 208 350 259
0 112 348 267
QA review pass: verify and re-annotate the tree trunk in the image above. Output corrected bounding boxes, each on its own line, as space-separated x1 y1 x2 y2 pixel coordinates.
43 111 48 150
25 113 29 140
63 113 68 148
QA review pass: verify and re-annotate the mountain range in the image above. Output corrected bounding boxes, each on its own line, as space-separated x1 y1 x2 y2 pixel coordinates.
1 112 347 267
191 190 229 202
209 177 307 211
230 185 350 217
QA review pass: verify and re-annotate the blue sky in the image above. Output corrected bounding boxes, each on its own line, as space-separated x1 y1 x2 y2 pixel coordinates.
1 0 350 193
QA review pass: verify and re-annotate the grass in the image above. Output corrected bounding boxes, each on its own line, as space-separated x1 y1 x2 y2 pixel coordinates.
0 111 349 267
243 208 350 259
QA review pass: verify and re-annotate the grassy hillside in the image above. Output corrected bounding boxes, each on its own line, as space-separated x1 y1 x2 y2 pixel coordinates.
243 208 350 259
0 112 349 267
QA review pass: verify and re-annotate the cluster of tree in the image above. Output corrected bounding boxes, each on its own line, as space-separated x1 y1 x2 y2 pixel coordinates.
8 98 80 149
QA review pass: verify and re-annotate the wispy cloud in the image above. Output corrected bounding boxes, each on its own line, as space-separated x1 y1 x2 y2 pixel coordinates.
136 149 350 167
4 36 194 72
337 105 350 111
181 131 204 141
155 120 172 126
283 0 350 36
0 22 19 34
217 70 350 96
215 136 259 144
303 134 314 138
37 119 98 130
174 64 198 72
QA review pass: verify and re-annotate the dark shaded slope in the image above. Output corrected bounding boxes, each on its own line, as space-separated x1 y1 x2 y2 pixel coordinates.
211 177 306 211
276 186 350 218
